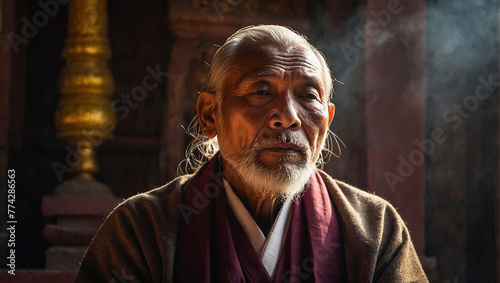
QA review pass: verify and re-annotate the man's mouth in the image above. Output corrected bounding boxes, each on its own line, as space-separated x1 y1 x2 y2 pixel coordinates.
262 143 305 153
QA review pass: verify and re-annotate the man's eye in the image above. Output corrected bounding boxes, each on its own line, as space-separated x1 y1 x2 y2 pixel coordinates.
254 90 271 96
302 93 318 100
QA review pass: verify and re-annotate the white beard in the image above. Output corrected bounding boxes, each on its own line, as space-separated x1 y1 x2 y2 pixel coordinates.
220 133 318 200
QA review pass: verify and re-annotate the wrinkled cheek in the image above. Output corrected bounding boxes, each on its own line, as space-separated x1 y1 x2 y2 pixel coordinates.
215 123 234 156
313 126 329 158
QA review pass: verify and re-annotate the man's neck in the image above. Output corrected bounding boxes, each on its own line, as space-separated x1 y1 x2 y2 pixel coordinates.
222 159 281 234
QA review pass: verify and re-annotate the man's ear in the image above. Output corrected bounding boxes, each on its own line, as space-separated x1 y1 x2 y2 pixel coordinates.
197 91 218 138
328 103 335 125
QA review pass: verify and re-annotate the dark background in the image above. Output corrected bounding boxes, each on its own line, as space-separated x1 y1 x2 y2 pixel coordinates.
0 0 498 282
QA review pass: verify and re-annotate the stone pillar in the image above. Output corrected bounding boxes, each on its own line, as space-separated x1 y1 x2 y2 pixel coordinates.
44 0 122 272
42 196 122 271
497 33 500 283
497 14 500 282
497 142 500 282
364 0 427 255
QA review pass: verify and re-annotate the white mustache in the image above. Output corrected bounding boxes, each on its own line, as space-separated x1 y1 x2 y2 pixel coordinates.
252 133 311 153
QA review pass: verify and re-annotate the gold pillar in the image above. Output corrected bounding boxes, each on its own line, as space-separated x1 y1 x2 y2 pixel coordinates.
54 0 115 197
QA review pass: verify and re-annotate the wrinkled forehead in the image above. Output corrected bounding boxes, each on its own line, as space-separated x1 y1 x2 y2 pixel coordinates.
233 41 322 73
225 42 325 91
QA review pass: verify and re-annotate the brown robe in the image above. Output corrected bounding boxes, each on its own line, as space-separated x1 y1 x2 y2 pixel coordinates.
75 170 428 282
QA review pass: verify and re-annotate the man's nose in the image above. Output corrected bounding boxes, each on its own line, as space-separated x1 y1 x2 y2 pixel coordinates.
268 94 301 130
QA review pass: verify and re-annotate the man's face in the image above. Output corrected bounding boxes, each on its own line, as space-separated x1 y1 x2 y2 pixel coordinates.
213 42 334 196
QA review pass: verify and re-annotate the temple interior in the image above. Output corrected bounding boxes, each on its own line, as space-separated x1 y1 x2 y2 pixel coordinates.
0 0 499 282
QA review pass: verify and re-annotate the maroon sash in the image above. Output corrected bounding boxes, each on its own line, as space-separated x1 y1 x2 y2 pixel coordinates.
176 155 344 282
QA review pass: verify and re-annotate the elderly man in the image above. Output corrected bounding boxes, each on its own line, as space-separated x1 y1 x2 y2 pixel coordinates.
76 25 427 282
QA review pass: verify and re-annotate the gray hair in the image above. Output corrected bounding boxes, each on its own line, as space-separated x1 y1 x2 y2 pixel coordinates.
177 25 343 175
206 25 334 101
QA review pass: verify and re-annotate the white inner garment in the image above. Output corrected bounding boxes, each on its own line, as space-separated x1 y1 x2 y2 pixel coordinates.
223 178 293 279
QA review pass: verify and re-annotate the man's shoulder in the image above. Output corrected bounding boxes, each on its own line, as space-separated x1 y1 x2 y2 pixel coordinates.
318 170 394 211
318 170 405 236
76 175 195 282
112 174 194 216
318 171 427 282
319 173 409 251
